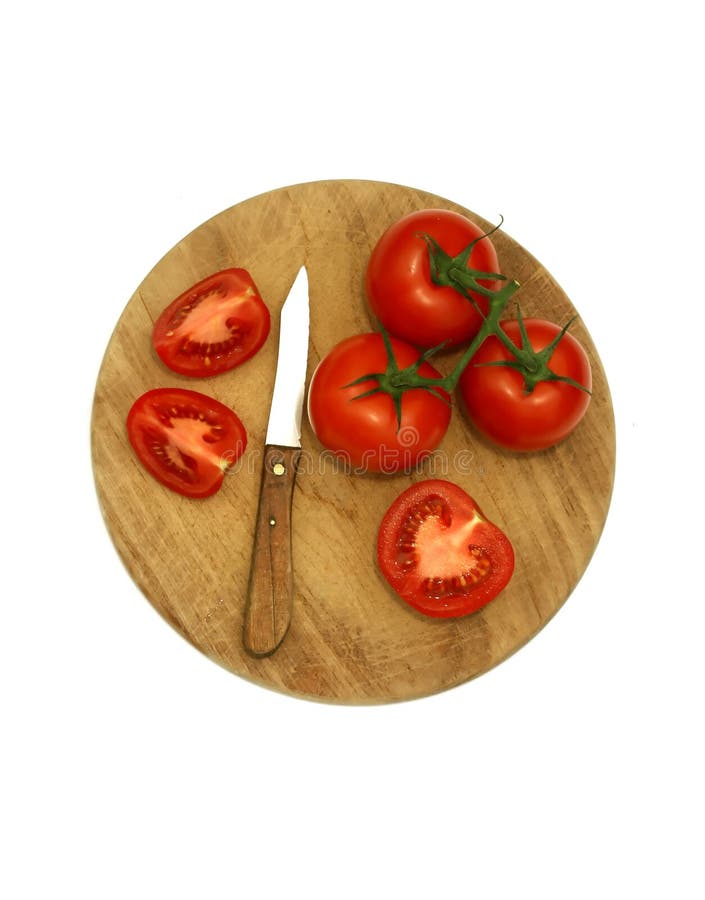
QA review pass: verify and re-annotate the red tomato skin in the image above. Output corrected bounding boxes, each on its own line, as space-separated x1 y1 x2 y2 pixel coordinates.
377 480 514 618
459 319 592 452
365 209 501 349
126 388 247 498
152 268 270 377
307 333 451 473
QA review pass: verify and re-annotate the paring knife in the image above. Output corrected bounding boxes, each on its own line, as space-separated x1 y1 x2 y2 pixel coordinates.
243 266 310 657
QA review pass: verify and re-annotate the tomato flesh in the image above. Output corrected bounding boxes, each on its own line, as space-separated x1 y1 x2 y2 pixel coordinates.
378 480 514 617
307 333 451 473
366 209 501 349
126 388 247 498
459 318 592 451
152 269 270 377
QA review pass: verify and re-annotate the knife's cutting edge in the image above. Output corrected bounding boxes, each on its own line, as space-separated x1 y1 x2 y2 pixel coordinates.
265 266 310 448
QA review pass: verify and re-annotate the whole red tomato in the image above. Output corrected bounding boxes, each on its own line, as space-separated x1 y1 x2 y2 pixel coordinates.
307 333 451 473
459 318 592 451
365 209 501 349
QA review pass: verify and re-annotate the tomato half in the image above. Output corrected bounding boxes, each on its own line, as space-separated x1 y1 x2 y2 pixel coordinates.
365 209 501 349
307 333 451 473
126 388 247 498
152 269 270 376
459 318 592 452
378 480 514 618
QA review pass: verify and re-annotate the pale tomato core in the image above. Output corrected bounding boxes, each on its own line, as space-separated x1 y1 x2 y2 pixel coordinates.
413 512 484 580
157 417 231 472
168 286 254 343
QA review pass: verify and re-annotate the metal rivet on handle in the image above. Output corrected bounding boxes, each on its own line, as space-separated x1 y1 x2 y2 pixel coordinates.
272 462 286 476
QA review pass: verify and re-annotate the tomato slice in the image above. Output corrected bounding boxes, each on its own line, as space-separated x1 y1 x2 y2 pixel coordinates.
377 480 514 618
126 388 247 498
152 269 270 377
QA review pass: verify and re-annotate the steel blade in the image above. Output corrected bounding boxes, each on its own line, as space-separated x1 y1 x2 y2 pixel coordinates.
265 266 310 447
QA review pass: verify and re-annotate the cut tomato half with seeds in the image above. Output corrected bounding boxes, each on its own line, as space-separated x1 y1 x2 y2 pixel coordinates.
126 388 247 498
377 480 514 618
152 269 270 377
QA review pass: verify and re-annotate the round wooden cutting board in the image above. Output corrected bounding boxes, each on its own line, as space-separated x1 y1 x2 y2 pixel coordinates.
91 180 615 704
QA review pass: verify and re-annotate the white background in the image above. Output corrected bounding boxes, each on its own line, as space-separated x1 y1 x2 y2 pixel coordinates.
2 2 703 897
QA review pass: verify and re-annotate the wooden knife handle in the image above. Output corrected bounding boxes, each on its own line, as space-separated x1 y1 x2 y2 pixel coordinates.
243 444 302 657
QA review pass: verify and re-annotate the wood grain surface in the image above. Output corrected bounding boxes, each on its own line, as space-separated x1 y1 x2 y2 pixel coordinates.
91 180 616 704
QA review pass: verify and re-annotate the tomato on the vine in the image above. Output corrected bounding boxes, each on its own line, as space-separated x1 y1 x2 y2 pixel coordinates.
307 332 451 473
127 388 247 498
459 318 592 452
152 269 270 377
365 209 502 349
377 480 514 618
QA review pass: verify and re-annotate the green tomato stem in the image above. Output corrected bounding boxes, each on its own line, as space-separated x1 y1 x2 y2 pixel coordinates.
379 277 520 401
443 279 521 390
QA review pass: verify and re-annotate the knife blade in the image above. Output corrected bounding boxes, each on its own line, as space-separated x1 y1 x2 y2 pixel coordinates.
243 266 310 657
